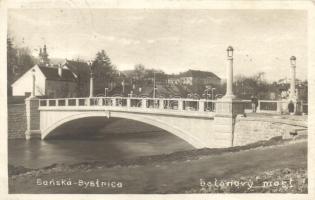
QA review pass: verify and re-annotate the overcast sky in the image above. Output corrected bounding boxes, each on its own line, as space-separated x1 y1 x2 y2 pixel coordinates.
8 9 307 81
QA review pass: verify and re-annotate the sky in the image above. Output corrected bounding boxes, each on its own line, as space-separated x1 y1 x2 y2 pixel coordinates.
8 9 307 81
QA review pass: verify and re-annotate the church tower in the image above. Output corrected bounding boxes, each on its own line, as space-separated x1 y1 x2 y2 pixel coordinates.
39 44 50 66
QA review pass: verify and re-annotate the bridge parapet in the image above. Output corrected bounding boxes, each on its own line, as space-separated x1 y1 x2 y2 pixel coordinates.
39 97 299 115
242 99 306 114
39 97 217 113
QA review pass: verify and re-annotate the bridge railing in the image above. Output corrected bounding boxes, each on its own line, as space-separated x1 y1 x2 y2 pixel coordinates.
39 97 218 113
302 102 308 114
259 100 278 112
243 100 296 114
39 97 307 115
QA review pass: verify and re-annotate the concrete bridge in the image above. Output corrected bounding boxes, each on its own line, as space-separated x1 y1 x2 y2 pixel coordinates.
22 95 307 149
24 95 305 148
25 96 247 148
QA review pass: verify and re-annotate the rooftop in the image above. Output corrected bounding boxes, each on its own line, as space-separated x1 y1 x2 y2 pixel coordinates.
169 69 221 80
38 66 76 82
63 60 90 76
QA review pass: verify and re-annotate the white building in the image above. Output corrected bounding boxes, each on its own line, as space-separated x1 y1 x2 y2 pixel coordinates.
167 69 221 86
11 64 77 98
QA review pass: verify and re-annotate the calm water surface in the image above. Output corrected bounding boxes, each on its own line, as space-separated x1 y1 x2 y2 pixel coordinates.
8 119 194 168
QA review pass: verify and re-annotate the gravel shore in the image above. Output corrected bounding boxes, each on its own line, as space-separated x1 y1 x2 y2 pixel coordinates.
9 137 307 193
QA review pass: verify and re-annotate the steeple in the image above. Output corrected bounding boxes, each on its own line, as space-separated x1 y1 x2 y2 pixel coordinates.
39 48 42 57
39 44 50 66
43 45 47 56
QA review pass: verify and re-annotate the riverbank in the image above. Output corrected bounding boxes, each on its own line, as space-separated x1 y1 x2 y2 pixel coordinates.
9 136 307 193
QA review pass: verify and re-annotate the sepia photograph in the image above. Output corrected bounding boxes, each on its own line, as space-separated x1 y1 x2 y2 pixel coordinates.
1 0 314 198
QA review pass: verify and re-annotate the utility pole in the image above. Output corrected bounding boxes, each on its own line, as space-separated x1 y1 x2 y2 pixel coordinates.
31 69 35 97
153 72 156 98
88 61 94 98
104 88 108 97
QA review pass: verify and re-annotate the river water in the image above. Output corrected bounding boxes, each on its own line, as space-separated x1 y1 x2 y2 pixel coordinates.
8 119 194 169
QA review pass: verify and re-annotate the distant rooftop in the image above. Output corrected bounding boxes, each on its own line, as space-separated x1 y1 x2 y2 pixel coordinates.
38 66 76 82
64 60 90 74
169 69 221 80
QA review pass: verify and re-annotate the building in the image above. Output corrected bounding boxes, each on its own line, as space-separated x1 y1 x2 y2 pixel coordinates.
12 45 78 98
11 64 77 98
63 59 126 97
167 69 221 87
62 59 91 97
277 78 307 101
142 72 168 85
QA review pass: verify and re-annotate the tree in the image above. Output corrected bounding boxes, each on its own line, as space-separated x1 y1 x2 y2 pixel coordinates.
16 47 36 77
92 50 117 94
133 64 146 81
233 72 270 99
7 37 18 92
94 50 112 69
7 36 36 95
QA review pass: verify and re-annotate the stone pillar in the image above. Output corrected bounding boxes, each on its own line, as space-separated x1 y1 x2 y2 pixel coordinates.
97 98 103 106
213 100 245 148
213 46 245 148
198 100 205 112
256 100 261 113
159 99 164 109
286 56 300 114
289 56 297 101
224 46 235 99
277 101 282 114
25 96 41 139
89 74 94 97
127 98 131 107
141 99 147 109
112 98 116 106
178 100 183 111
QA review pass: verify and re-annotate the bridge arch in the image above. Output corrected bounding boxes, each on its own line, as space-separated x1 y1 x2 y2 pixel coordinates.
41 111 207 148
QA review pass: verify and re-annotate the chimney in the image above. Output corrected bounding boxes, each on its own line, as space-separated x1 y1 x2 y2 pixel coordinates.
58 64 63 77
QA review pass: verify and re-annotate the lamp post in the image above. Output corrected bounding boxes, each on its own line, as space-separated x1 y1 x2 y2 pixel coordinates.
212 88 216 111
88 60 94 98
31 68 35 97
224 46 235 99
122 79 125 96
289 56 297 100
128 91 133 98
153 72 156 98
153 72 159 109
211 88 216 100
104 88 108 97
